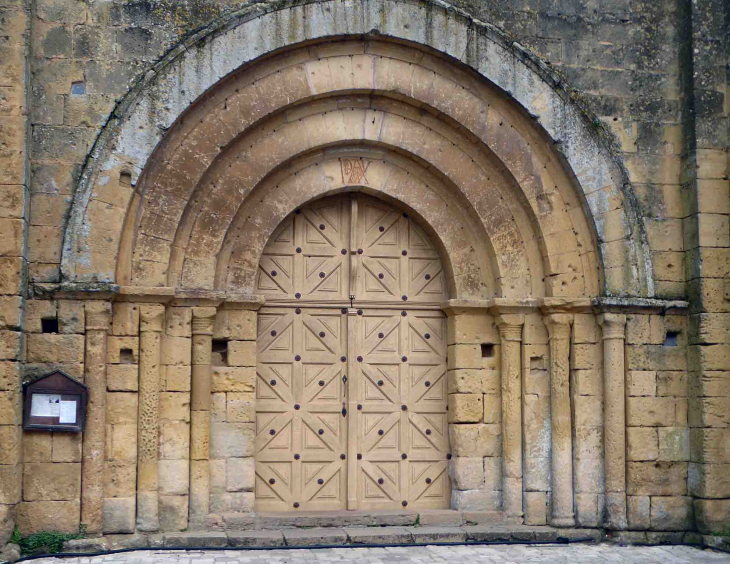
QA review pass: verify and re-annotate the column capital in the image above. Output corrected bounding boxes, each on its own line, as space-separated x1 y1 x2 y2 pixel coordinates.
84 301 111 332
140 304 166 332
496 314 524 341
544 313 572 340
598 313 627 340
192 306 217 335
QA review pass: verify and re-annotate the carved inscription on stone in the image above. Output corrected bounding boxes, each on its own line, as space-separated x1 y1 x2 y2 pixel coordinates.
340 158 371 185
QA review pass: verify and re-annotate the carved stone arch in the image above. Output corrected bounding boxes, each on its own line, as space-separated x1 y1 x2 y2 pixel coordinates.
61 0 654 298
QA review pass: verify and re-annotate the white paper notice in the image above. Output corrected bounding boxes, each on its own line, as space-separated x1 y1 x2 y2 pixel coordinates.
30 394 61 417
59 400 77 424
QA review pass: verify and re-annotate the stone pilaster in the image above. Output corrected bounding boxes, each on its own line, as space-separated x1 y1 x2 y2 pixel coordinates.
598 313 627 530
81 301 111 534
496 314 525 523
544 313 575 527
137 304 165 532
189 307 216 527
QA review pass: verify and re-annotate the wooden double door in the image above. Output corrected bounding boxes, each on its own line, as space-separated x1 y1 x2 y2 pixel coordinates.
253 193 451 511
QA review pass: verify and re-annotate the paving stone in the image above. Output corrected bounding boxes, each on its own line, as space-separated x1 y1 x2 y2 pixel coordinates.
418 510 463 526
406 526 466 543
228 530 284 547
283 528 348 547
162 532 228 547
345 527 413 545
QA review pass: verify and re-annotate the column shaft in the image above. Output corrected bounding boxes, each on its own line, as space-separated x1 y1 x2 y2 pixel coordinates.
81 302 111 533
544 313 575 527
189 307 217 527
137 304 165 532
598 313 627 530
497 314 524 523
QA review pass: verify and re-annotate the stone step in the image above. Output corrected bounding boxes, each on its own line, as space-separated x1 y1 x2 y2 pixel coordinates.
217 509 506 530
135 525 605 549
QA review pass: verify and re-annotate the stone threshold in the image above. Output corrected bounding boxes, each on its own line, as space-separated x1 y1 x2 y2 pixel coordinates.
59 524 717 555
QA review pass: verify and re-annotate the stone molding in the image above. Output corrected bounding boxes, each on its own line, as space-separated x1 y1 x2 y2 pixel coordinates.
58 0 654 298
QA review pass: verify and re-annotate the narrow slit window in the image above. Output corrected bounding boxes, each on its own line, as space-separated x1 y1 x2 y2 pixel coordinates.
41 318 59 333
481 343 495 358
663 331 679 347
119 348 135 363
212 340 228 366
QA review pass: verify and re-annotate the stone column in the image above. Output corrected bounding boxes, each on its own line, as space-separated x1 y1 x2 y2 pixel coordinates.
81 301 111 534
544 313 575 527
598 313 627 530
137 304 165 532
189 307 217 527
496 314 525 523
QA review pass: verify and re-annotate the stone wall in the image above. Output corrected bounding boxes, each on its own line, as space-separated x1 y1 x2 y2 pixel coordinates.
0 0 728 545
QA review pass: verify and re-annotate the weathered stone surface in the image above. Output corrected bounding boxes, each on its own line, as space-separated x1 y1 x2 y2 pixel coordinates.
650 496 693 531
162 532 228 547
345 527 413 545
102 497 136 534
228 530 283 547
23 462 81 501
406 526 465 543
17 500 80 534
448 457 484 490
283 528 348 546
627 462 688 496
63 537 109 553
227 457 254 492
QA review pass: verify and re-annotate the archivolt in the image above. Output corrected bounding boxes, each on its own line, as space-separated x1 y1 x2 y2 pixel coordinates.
62 0 653 297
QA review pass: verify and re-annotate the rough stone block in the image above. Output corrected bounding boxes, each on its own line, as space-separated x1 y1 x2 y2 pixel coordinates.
227 392 254 423
17 500 80 535
105 461 136 498
161 335 191 366
575 493 602 528
447 312 498 345
627 397 679 427
210 422 255 459
228 340 256 367
689 463 730 498
106 392 138 424
573 369 600 396
451 488 500 511
107 364 138 391
689 397 730 428
0 390 20 424
482 394 501 424
628 495 650 530
109 423 137 461
159 495 189 532
58 300 84 333
570 344 601 370
627 371 656 396
158 459 189 496
0 360 20 391
449 424 500 457
209 492 254 514
23 462 80 501
447 344 482 369
448 457 484 490
23 431 52 462
573 395 603 427
166 307 192 337
627 427 658 461
159 420 190 460
227 457 254 492
650 496 693 531
159 392 191 422
0 427 19 464
52 432 82 462
163 365 191 391
573 314 599 344
102 497 136 534
212 366 255 393
448 393 483 423
657 371 687 397
523 491 547 525
694 499 730 534
113 303 139 336
107 336 139 364
658 427 689 461
627 462 687 496
26 333 84 363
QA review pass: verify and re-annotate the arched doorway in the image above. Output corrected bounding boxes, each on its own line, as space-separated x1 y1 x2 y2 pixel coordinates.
253 193 450 511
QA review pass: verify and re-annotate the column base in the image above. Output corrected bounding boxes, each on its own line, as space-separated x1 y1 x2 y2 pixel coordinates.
550 514 576 528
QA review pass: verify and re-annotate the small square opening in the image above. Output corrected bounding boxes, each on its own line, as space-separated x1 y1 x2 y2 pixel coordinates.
212 339 228 367
41 318 59 333
663 331 679 347
119 348 135 363
481 343 495 358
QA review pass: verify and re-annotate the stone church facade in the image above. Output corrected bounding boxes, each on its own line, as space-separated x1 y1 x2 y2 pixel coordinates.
0 0 728 549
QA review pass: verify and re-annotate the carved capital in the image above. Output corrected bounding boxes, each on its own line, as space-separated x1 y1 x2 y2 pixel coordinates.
192 306 217 335
544 313 572 341
140 304 166 333
84 301 111 332
496 314 524 342
598 313 627 341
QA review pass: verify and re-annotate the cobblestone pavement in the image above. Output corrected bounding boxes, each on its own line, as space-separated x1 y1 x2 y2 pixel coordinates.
29 544 730 564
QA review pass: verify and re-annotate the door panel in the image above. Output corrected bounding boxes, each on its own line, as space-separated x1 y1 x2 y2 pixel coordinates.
350 309 450 510
255 307 348 511
255 194 450 512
